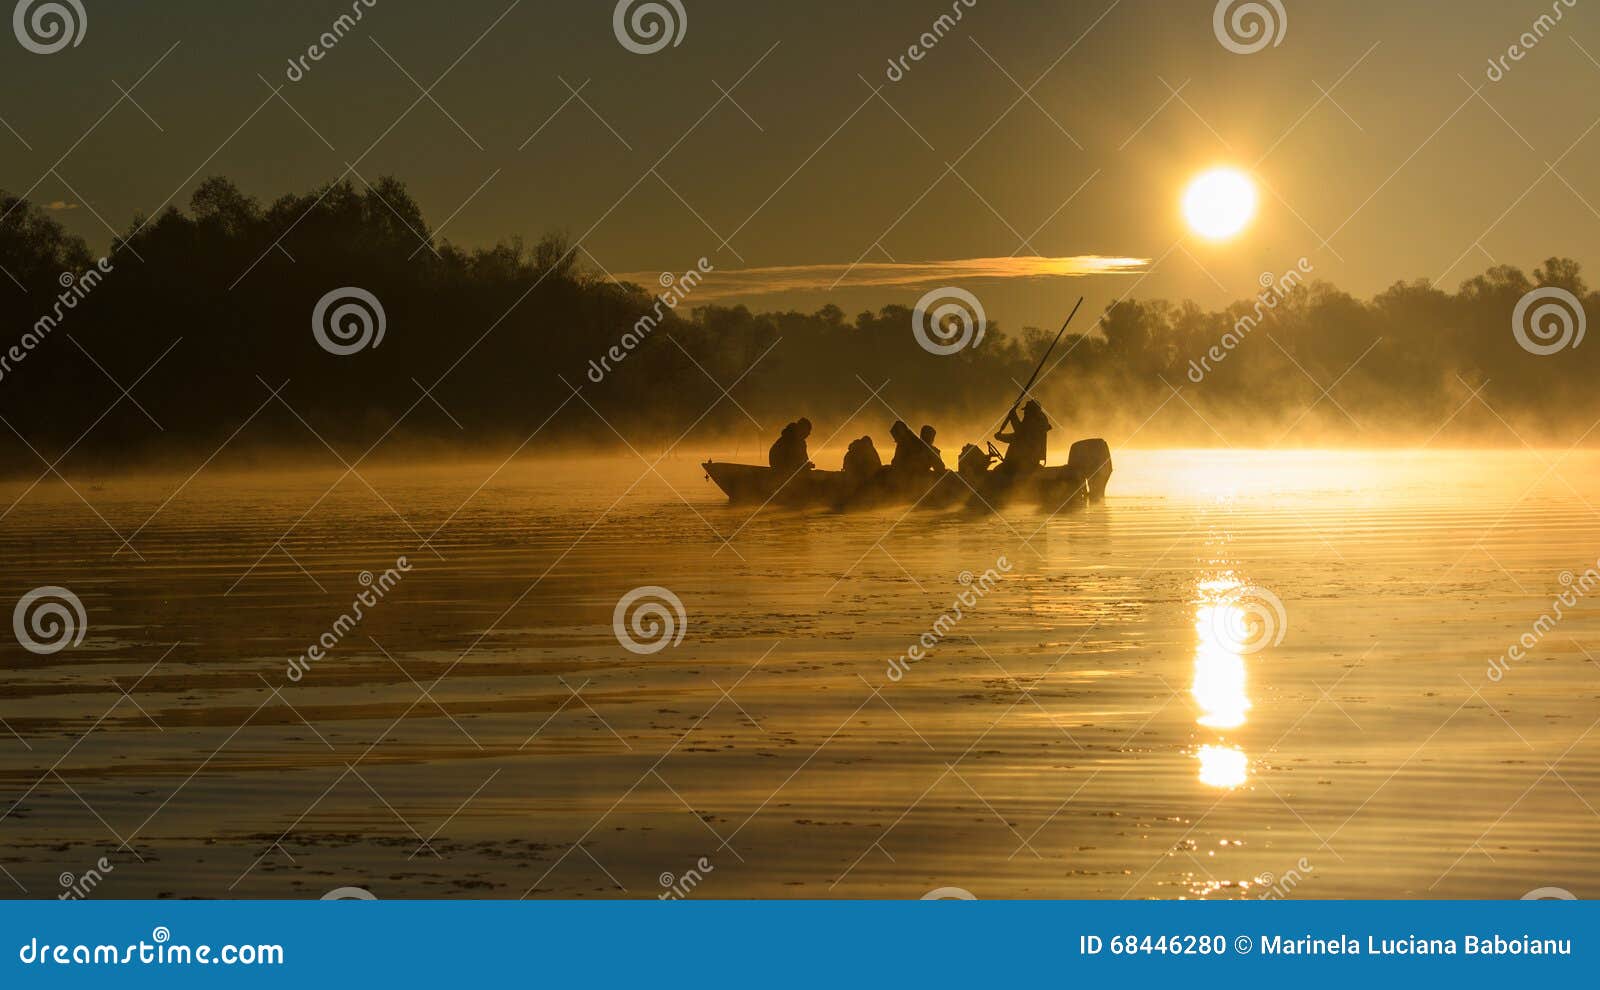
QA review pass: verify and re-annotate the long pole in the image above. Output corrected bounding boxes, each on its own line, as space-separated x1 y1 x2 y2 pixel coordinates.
1005 296 1084 421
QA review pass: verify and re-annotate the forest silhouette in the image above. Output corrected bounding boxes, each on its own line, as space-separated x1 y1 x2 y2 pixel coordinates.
1 175 1596 473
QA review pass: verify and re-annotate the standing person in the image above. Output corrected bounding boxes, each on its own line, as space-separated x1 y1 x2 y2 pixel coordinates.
994 400 1051 477
769 417 814 474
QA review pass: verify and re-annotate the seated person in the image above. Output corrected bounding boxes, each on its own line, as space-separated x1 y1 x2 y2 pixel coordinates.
957 443 994 484
918 425 946 473
888 420 920 472
842 435 882 483
768 418 814 474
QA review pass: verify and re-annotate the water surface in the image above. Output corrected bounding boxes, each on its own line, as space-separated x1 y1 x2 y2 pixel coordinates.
1 449 1597 900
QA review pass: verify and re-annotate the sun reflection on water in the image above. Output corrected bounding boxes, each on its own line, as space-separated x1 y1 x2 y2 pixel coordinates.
1197 744 1249 788
1192 573 1253 788
1193 610 1250 729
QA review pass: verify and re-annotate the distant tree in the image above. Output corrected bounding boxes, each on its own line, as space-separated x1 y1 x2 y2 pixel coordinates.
0 173 1595 472
0 192 93 287
1535 256 1586 295
190 177 261 237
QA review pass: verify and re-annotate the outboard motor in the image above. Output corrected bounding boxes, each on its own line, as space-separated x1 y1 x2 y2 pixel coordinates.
1067 438 1113 501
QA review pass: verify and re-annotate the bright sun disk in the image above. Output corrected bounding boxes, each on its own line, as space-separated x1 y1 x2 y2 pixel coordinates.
1183 168 1257 241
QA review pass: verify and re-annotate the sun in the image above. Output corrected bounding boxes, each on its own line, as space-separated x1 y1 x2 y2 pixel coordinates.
1183 167 1258 241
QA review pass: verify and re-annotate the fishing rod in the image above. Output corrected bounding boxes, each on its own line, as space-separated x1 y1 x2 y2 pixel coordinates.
1004 295 1084 423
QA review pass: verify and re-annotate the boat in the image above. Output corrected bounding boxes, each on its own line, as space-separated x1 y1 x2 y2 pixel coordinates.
700 462 851 506
703 299 1114 513
702 436 1112 511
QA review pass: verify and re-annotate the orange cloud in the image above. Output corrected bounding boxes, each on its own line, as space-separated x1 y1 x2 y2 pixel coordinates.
613 255 1148 303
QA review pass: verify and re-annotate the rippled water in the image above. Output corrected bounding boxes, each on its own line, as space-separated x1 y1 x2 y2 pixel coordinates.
2 449 1597 900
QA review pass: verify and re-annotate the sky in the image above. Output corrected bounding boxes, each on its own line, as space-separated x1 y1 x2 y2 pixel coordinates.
3 0 1599 332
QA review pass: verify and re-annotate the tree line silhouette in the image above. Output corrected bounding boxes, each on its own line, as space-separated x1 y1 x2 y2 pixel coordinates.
1 174 1595 474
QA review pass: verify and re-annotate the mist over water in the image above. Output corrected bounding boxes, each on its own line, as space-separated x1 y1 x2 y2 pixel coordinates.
3 176 1595 474
7 0 1600 923
3 449 1596 898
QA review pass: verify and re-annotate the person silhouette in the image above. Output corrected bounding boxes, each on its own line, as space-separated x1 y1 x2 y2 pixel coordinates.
994 400 1051 478
769 417 814 474
918 425 945 473
888 420 920 472
842 435 882 483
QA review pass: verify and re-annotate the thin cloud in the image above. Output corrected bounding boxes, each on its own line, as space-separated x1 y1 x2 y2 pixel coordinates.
44 200 79 211
612 255 1148 303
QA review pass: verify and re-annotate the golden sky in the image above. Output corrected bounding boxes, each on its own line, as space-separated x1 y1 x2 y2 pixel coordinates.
4 0 1598 329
